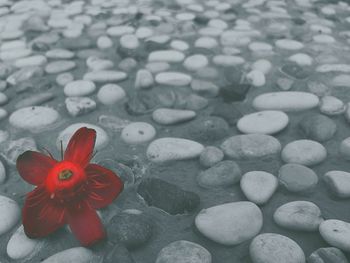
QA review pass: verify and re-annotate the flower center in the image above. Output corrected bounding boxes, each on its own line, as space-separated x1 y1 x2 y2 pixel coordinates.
58 169 73 180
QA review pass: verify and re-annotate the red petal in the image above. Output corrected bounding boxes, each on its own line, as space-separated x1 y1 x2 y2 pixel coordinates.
85 164 123 209
67 201 105 246
64 127 96 167
23 187 66 238
17 151 57 185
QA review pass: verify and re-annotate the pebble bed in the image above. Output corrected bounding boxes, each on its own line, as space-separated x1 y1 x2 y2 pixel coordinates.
0 0 350 262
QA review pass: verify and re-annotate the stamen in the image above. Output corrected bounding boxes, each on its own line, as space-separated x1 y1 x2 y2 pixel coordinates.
58 169 73 180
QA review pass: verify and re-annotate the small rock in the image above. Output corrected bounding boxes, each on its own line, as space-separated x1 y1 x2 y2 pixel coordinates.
137 178 200 215
246 70 266 87
299 113 337 142
320 220 350 252
199 146 224 168
135 69 154 89
14 92 55 109
152 108 196 125
83 70 127 83
183 54 209 71
340 137 350 160
0 137 37 165
148 50 185 63
276 77 294 91
308 247 348 263
97 84 126 105
121 122 156 144
102 243 134 263
191 79 219 98
320 96 346 116
276 39 304 50
155 72 192 86
64 80 96 97
56 72 74 86
0 195 20 235
240 171 278 205
45 60 76 74
323 171 350 198
65 97 96 117
42 247 97 263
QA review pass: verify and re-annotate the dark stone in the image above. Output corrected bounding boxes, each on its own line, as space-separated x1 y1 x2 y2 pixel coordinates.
31 42 50 52
299 113 337 142
280 63 311 80
292 17 306 25
144 39 169 52
137 178 200 215
194 15 209 25
179 116 230 143
102 243 135 263
308 247 348 263
60 37 94 50
211 103 242 126
219 83 251 102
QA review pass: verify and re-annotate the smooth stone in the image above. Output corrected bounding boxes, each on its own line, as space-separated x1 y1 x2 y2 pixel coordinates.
9 106 59 131
146 62 170 73
323 171 350 198
307 81 330 97
86 57 114 71
152 108 196 125
107 25 135 36
97 35 113 49
121 122 156 144
250 233 305 263
237 110 289 135
155 72 192 86
42 247 97 263
246 70 266 87
0 195 20 235
249 41 273 52
45 60 76 74
147 137 204 163
97 84 126 105
120 34 139 49
108 212 153 249
184 94 209 111
0 48 31 61
0 108 7 121
195 37 218 49
191 79 219 98
331 74 350 87
118 58 137 72
170 40 189 51
308 247 348 263
199 146 224 168
340 137 350 160
135 69 154 89
7 67 43 86
83 70 127 83
299 114 336 142
102 243 135 263
195 201 263 245
183 54 208 71
251 59 272 74
45 49 75 59
137 178 200 215
14 55 47 68
288 53 313 66
221 134 281 159
57 123 108 151
316 64 350 73
148 50 185 63
253 92 319 112
14 92 55 109
65 97 96 117
280 64 310 79
155 240 211 263
0 160 5 183
320 220 350 252
64 80 96 97
320 96 346 116
275 39 304 50
212 55 245 66
7 225 44 260
0 137 37 165
197 160 241 188
0 92 8 105
240 171 278 205
274 201 323 231
281 140 327 166
56 72 74 86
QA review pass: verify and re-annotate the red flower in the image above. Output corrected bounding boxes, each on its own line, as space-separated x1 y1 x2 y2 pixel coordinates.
16 127 123 246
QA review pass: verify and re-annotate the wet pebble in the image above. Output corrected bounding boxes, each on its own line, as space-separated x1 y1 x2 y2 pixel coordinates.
199 146 224 168
308 247 348 263
97 84 126 105
155 72 192 86
320 96 346 116
135 69 154 89
45 60 76 74
65 97 96 117
0 195 20 235
299 113 336 142
0 137 37 165
83 70 127 83
323 171 350 198
152 108 196 125
14 92 55 109
191 79 219 97
42 247 97 263
320 220 350 252
183 54 209 71
64 80 96 97
121 122 156 144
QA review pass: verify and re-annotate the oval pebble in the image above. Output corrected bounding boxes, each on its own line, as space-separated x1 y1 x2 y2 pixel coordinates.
319 96 346 116
97 84 126 105
64 80 96 97
237 110 289 134
155 72 192 86
121 122 156 144
147 138 204 163
183 54 208 71
320 220 350 252
275 39 304 50
0 195 20 235
42 247 97 263
308 247 348 263
83 70 127 83
152 108 196 125
45 60 76 74
148 50 185 63
323 171 350 198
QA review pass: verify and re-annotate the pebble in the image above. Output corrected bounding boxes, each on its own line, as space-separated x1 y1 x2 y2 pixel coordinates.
252 59 272 74
146 62 170 73
83 70 127 83
7 225 44 260
253 92 319 111
45 49 75 59
56 72 74 86
191 79 219 97
183 54 209 71
97 84 126 105
120 34 139 49
197 160 241 188
0 195 20 235
195 202 263 245
155 72 192 86
195 37 218 49
152 108 196 125
14 55 47 68
86 57 114 71
14 92 55 109
147 137 204 163
340 137 350 160
42 247 97 263
0 160 5 183
320 220 350 252
281 140 327 166
137 178 200 215
299 114 337 142
155 240 211 263
103 243 135 263
237 110 289 135
57 123 108 151
273 201 323 231
246 70 266 87
65 97 96 117
135 69 154 89
45 60 76 74
121 122 156 144
0 137 37 165
320 96 346 116
212 55 245 66
9 106 59 132
287 53 313 66
323 171 350 198
308 247 348 263
108 212 153 249
240 171 278 205
148 50 185 63
275 39 304 50
118 58 137 72
250 233 305 263
199 146 224 168
0 92 8 105
64 80 96 97
221 134 281 159
97 35 113 49
107 25 135 36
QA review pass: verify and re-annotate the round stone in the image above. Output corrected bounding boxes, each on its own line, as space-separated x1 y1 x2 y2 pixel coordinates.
273 201 323 231
64 80 96 97
252 59 272 74
308 247 348 263
195 201 263 245
199 146 224 168
246 70 266 87
155 72 192 86
253 92 319 112
323 171 350 198
45 60 76 74
121 122 156 145
278 164 318 193
250 233 305 263
195 37 218 49
57 123 108 151
120 34 139 49
237 110 289 135
340 137 350 160
0 195 20 235
42 247 97 263
275 39 304 50
320 220 350 252
155 240 211 263
83 70 127 83
97 35 113 49
281 140 327 166
183 54 208 71
288 53 313 66
0 108 7 121
152 108 196 125
97 84 126 105
0 92 8 105
320 96 346 116
45 49 75 59
0 160 5 184
249 42 273 52
240 171 278 205
9 106 59 131
299 113 337 142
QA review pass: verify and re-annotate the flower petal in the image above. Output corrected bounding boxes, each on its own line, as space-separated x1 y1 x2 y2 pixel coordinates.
85 164 124 209
64 127 96 167
23 187 66 238
67 201 105 246
17 151 57 185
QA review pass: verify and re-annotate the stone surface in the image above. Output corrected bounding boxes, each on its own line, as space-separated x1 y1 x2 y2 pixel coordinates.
0 195 20 235
42 247 97 263
152 108 196 125
323 171 350 198
121 122 156 144
65 97 96 117
308 247 348 263
199 146 224 168
320 220 350 252
299 114 337 142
